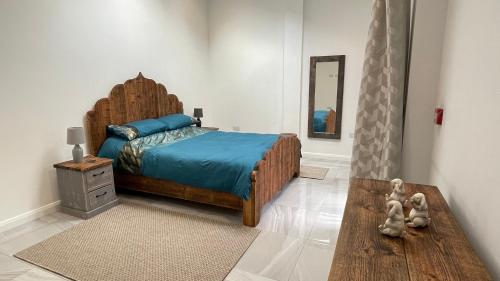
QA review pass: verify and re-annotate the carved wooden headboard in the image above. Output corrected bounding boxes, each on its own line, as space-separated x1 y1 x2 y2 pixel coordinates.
86 73 183 155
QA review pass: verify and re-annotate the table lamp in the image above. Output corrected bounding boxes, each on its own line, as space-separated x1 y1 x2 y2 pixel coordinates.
193 108 203 127
67 127 85 163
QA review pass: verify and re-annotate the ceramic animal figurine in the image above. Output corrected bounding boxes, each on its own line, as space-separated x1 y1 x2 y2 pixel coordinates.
379 200 406 238
385 178 405 206
405 193 431 228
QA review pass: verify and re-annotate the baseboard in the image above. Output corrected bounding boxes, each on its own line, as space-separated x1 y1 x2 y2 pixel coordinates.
301 151 351 162
0 201 61 233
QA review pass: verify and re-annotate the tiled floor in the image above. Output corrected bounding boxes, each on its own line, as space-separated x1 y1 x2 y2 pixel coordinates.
0 156 349 281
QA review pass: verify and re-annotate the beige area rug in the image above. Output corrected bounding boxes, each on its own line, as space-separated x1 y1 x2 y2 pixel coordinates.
15 202 259 281
299 165 329 180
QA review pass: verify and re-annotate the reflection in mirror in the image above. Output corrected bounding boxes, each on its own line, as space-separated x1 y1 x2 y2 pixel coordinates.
314 61 339 133
308 55 345 139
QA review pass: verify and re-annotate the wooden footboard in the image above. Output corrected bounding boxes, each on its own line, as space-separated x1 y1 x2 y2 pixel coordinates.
326 109 336 134
243 133 301 226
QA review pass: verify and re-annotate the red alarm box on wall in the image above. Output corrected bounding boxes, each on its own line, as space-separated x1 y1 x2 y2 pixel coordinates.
435 108 444 125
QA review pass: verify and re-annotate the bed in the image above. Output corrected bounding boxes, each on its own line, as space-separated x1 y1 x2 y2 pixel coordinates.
86 73 301 227
313 109 336 133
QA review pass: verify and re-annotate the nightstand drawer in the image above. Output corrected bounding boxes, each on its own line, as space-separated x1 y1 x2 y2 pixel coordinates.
85 165 113 191
88 184 116 210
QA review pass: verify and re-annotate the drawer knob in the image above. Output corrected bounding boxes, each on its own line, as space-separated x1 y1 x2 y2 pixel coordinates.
93 171 105 177
96 191 108 198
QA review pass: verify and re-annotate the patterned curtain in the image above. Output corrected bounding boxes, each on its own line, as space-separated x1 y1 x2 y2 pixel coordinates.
350 0 411 180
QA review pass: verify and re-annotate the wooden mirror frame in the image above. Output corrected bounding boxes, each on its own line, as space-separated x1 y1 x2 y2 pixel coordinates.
307 55 345 139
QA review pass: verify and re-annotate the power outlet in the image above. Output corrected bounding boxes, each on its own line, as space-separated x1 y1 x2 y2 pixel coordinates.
232 126 240 132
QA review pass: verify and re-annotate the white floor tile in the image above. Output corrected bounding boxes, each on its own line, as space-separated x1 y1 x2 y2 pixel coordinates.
308 212 342 249
335 168 350 179
12 268 66 281
273 184 328 212
0 253 33 281
0 219 53 245
0 224 64 256
225 269 279 281
319 190 348 216
288 243 335 281
233 231 305 281
257 204 318 238
285 180 334 195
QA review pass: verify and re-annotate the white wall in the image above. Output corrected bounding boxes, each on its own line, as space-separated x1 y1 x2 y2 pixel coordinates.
207 0 284 133
428 0 500 278
206 0 447 163
401 0 449 184
281 0 304 134
207 0 303 134
207 0 370 157
300 0 371 158
0 0 209 224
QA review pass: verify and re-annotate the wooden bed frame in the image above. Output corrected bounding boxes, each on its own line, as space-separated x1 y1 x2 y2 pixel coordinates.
86 73 301 226
325 109 336 134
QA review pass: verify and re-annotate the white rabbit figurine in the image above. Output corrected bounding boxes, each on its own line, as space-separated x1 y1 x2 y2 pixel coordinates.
405 193 431 228
385 178 405 206
379 200 406 238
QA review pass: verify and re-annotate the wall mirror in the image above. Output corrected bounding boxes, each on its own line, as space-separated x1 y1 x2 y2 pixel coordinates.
308 55 345 139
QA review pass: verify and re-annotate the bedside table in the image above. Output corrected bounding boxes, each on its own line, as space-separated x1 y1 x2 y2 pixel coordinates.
201 126 219 131
54 156 119 219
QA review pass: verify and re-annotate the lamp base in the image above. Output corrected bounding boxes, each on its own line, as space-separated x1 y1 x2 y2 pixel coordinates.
196 118 202 127
72 144 84 163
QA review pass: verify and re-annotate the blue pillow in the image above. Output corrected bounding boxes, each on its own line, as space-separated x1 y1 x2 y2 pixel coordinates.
128 119 167 136
157 114 195 130
107 119 167 140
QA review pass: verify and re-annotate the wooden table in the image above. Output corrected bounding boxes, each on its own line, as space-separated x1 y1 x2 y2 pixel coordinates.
328 178 492 281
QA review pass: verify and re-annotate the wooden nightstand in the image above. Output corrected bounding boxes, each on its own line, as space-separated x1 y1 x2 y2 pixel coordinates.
201 127 219 131
54 156 119 219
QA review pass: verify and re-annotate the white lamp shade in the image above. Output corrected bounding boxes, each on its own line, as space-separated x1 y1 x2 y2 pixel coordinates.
67 127 85 145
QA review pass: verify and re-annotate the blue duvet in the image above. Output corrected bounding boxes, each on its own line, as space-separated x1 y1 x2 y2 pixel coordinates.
142 131 278 200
